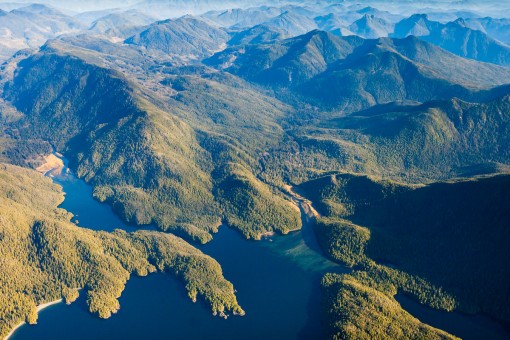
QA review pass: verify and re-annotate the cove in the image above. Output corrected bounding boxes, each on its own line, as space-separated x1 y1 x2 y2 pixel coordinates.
12 161 345 339
11 158 510 339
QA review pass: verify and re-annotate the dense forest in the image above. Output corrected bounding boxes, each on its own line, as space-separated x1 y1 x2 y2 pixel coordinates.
0 163 243 338
1 4 510 338
298 173 510 336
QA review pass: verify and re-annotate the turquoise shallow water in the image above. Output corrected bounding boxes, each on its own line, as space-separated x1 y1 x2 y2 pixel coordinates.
12 161 510 339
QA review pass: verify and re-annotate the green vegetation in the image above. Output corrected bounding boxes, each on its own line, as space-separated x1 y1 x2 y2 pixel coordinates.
215 163 301 239
3 48 301 242
314 217 370 267
300 173 510 323
321 273 457 340
0 163 243 338
263 94 510 185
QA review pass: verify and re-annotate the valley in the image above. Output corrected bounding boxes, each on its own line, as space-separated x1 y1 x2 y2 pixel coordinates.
11 156 510 340
0 1 510 339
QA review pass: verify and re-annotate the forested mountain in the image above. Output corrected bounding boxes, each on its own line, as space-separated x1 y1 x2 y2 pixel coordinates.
300 173 510 336
125 16 229 59
207 30 510 110
1 1 510 339
0 163 243 338
2 40 301 242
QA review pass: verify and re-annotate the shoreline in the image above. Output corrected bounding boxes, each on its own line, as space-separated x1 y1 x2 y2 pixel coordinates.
5 299 63 340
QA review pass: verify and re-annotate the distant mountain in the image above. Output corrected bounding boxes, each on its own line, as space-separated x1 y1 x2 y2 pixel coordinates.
207 30 510 110
355 6 403 23
0 4 85 61
130 0 266 19
465 17 510 45
125 16 229 59
393 15 510 67
348 14 394 38
228 24 288 46
88 10 156 40
261 10 318 38
202 6 282 29
393 14 442 37
329 27 356 37
314 13 350 32
207 31 364 87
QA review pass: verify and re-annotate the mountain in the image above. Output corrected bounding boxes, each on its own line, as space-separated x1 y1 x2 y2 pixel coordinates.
228 24 288 46
2 39 301 241
130 0 266 19
301 173 510 331
465 17 510 45
348 14 394 38
314 13 350 32
393 15 510 67
300 93 510 181
0 4 85 61
355 6 403 23
393 13 442 37
125 16 229 59
207 31 364 87
201 6 282 28
88 10 157 40
329 27 356 37
207 31 510 110
261 10 318 38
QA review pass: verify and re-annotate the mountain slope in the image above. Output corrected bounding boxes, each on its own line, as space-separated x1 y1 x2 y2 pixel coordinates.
88 10 156 40
270 93 510 184
348 14 394 39
2 42 301 241
125 16 229 59
202 6 282 28
208 31 510 110
0 163 243 337
0 4 85 61
465 17 510 45
300 173 510 323
261 10 318 38
393 15 510 66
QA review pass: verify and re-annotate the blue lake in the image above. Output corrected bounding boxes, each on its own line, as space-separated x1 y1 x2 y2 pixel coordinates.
12 163 510 339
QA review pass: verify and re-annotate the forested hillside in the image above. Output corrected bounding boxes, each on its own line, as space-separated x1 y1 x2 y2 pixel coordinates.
299 173 510 334
3 43 301 242
0 163 243 338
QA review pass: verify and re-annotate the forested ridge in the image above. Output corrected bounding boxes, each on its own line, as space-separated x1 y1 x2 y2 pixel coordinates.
298 173 510 338
0 8 510 339
0 163 243 338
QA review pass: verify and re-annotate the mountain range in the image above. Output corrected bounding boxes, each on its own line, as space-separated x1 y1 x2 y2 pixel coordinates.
1 1 510 339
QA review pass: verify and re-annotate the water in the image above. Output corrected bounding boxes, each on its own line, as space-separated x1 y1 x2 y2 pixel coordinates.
13 161 345 340
12 158 510 339
396 295 510 340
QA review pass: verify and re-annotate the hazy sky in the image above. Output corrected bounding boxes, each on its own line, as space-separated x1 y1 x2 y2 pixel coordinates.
0 0 508 17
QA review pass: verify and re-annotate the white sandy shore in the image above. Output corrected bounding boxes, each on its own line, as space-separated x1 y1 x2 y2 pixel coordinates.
5 299 63 340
